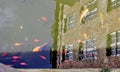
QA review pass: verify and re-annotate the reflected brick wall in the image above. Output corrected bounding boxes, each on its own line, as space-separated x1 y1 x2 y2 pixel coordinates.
60 48 120 68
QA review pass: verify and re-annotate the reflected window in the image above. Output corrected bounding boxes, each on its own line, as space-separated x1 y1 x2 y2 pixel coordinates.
107 0 120 12
82 39 97 60
67 12 76 30
110 32 116 56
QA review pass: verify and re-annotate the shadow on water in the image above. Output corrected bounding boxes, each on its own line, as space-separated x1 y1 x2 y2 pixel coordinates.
0 45 52 69
0 41 59 69
50 49 57 68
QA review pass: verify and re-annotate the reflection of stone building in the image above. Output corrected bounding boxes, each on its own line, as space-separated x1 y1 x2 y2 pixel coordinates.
55 0 120 68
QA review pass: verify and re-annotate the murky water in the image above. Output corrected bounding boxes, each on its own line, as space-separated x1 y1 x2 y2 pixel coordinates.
0 0 55 68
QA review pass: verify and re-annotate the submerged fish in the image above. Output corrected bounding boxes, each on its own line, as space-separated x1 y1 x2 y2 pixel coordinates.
32 42 48 52
12 56 21 59
14 42 24 46
39 55 47 60
34 39 40 43
42 16 47 21
20 62 28 66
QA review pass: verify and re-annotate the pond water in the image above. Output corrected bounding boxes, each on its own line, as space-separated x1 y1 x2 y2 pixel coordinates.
0 0 55 68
